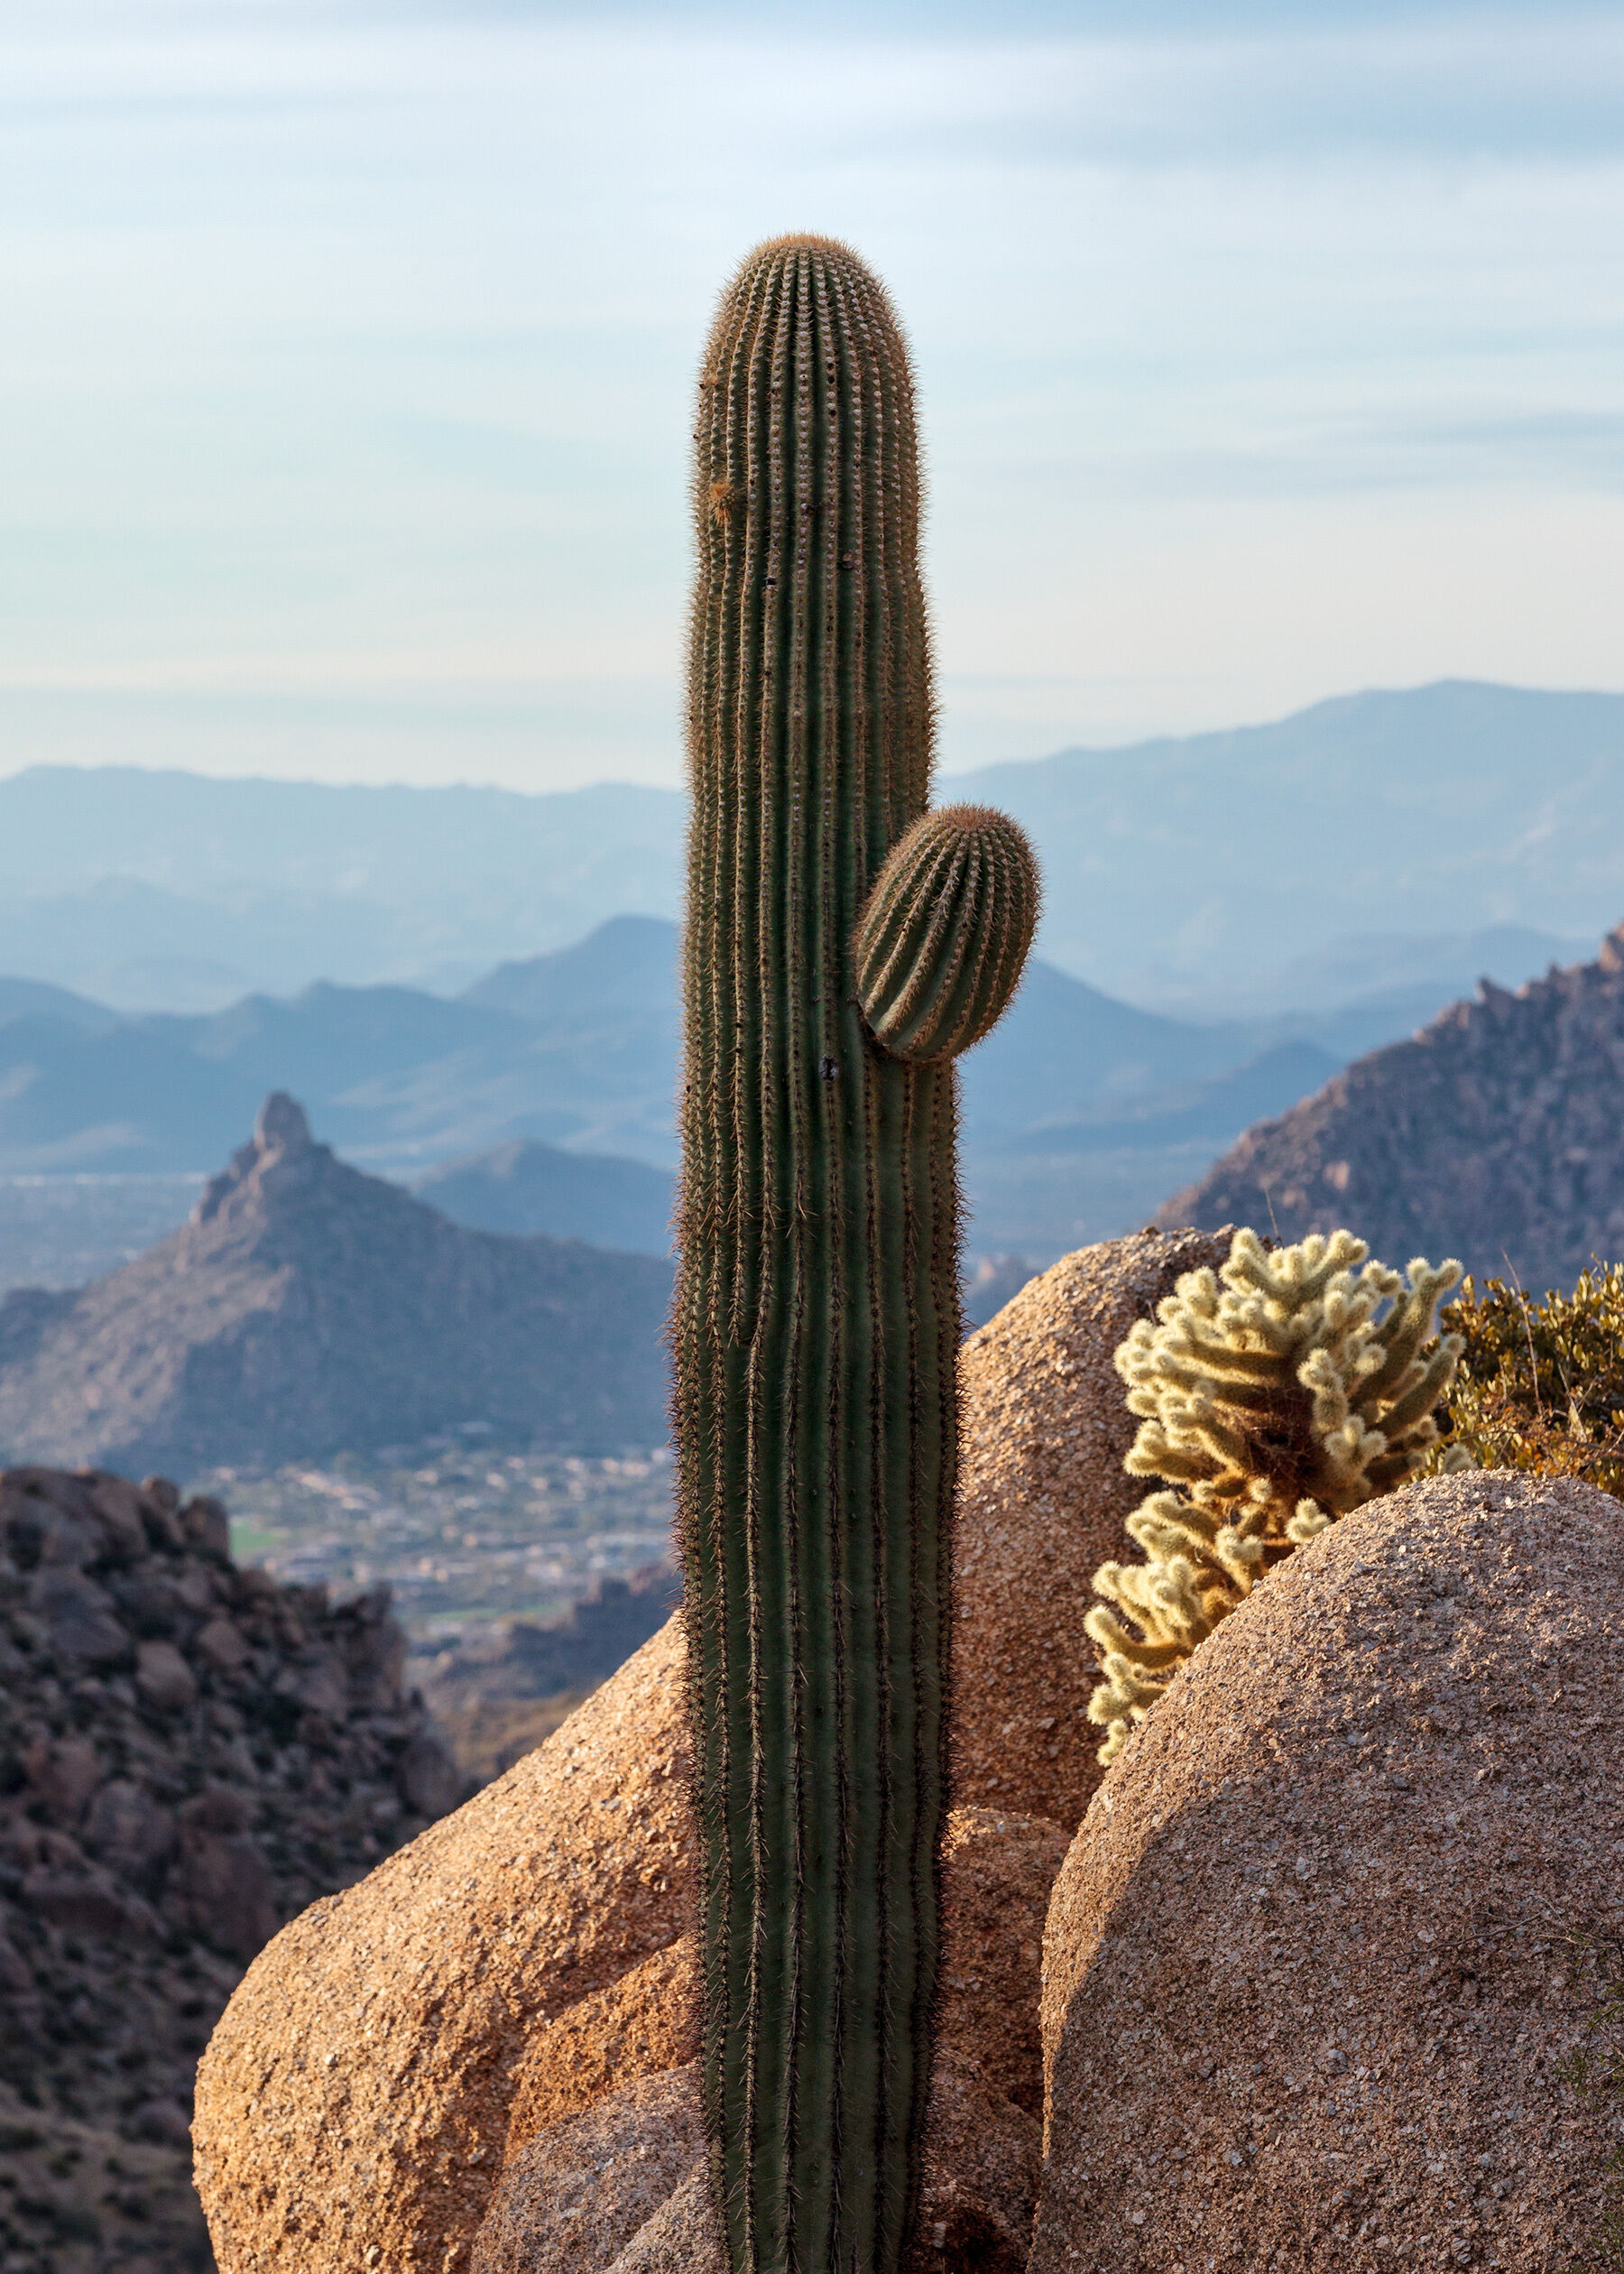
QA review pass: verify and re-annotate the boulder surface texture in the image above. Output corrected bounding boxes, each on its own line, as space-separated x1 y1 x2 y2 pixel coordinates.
471 1807 1068 2274
953 1225 1228 1827
195 1227 1220 2269
195 1628 1070 2271
1034 1469 1624 2274
193 1617 693 2272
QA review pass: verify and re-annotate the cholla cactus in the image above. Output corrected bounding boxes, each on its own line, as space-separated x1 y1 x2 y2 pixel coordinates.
1086 1227 1467 1763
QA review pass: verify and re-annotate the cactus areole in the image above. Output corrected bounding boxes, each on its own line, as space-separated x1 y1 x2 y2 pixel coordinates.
673 236 1037 2274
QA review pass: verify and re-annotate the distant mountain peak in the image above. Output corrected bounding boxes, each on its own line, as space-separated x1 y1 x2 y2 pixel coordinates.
1162 918 1624 1290
195 1090 326 1227
1 1105 673 1472
256 1089 312 1151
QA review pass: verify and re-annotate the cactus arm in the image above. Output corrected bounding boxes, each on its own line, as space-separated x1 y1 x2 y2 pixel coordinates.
854 804 1038 1062
1354 1261 1462 1410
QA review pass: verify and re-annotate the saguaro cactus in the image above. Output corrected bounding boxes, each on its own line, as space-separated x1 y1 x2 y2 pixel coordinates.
673 236 1037 2274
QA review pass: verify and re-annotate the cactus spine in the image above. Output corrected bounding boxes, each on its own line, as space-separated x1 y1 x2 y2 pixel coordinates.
674 236 1035 2274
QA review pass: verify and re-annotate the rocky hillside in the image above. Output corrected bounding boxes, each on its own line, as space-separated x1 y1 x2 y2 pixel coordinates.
0 1095 673 1474
1163 924 1624 1289
0 1462 463 2272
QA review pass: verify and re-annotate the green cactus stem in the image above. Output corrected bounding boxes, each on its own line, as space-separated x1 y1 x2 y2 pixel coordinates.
673 235 1035 2274
854 804 1039 1063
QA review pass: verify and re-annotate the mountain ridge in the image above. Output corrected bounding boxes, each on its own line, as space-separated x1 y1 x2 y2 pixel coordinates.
943 680 1624 995
413 1138 674 1253
0 1095 672 1474
1161 924 1624 1289
0 919 1240 1176
1 908 1599 1277
1 682 1618 1005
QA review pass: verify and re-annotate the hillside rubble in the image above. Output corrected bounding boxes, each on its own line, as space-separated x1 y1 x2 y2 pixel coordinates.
0 1462 463 2274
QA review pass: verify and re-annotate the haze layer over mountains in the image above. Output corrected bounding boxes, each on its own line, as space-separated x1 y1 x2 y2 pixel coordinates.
0 682 1613 1010
0 679 1616 1273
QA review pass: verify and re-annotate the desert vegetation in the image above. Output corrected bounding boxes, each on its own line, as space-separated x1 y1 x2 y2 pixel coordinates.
181 228 1624 2274
1444 1264 1624 1493
674 234 1038 2274
1086 1226 1465 1761
6 201 1624 2274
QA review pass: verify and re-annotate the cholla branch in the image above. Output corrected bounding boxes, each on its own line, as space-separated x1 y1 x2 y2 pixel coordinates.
1086 1227 1467 1764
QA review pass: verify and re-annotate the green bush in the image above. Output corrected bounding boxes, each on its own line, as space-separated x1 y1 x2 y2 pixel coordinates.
1443 1267 1624 1498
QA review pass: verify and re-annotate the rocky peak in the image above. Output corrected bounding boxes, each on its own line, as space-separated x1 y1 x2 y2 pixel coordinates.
1165 920 1624 1287
254 1089 312 1153
0 1100 673 1474
193 1089 325 1228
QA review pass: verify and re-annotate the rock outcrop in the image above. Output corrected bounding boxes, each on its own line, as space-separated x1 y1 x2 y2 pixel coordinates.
1164 922 1624 1290
0 1462 461 2273
1033 1469 1624 2274
193 1618 695 2273
0 1092 673 1473
473 2038 1053 2274
952 1225 1229 1827
474 1802 1069 2274
194 1224 1249 2271
472 2068 709 2274
194 1609 1072 2273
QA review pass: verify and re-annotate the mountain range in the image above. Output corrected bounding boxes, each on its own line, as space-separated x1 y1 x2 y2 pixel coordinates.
414 1139 674 1253
0 1095 672 1474
0 682 1613 1010
0 909 1595 1273
13 916 1624 1470
1167 926 1624 1291
945 681 1623 1007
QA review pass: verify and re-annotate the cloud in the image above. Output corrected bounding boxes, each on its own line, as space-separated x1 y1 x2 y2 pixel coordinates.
420 0 1624 25
13 5 1624 165
2 0 1619 786
875 25 1624 166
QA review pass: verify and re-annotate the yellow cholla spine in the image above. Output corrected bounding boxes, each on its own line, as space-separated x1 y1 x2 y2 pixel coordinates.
1086 1227 1468 1764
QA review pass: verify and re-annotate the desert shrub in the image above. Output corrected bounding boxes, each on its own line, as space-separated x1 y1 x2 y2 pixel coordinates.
1444 1267 1624 1498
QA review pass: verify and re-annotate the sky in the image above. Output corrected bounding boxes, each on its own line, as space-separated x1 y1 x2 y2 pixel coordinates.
1 0 1620 790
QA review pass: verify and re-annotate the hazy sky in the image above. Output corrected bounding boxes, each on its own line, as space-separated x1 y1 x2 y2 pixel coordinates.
3 0 1620 789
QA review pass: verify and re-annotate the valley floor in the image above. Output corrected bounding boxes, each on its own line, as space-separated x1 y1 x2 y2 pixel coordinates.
200 1437 677 1647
